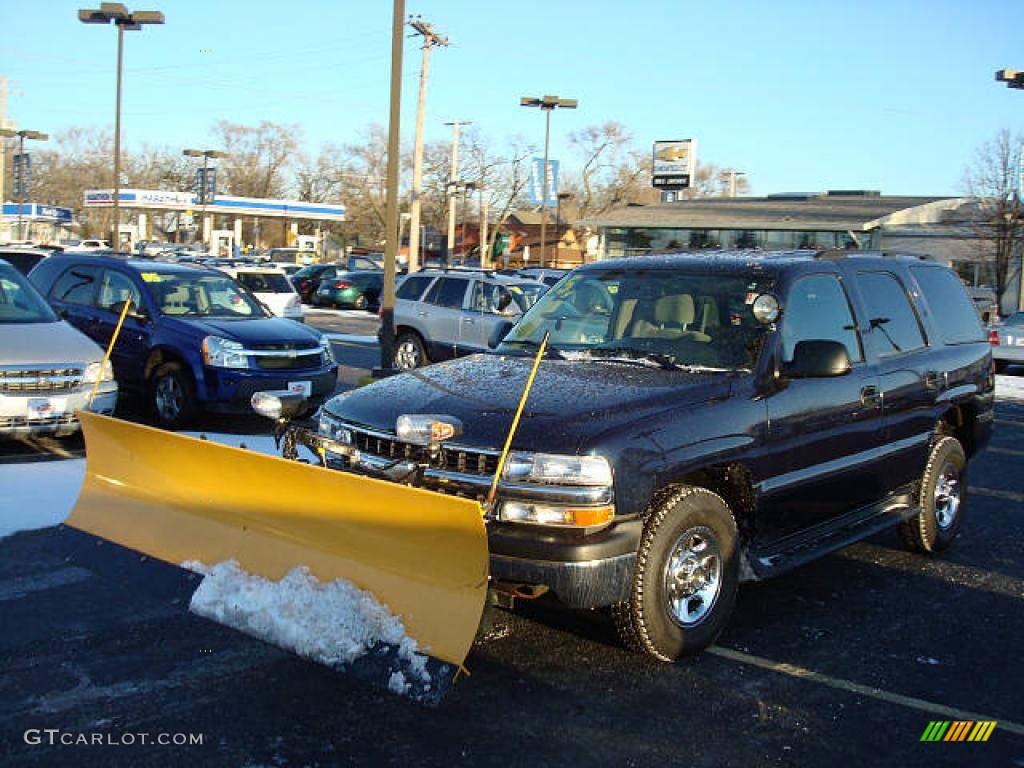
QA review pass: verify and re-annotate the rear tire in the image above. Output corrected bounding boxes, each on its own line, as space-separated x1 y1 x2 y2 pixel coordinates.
150 362 198 430
900 436 966 553
354 293 368 310
613 487 739 660
394 332 429 370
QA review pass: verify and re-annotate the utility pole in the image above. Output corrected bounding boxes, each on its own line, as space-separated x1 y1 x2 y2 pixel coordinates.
444 120 471 263
407 17 447 273
723 169 746 198
0 76 9 209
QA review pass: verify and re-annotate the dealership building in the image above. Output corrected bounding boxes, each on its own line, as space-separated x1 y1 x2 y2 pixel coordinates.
584 190 1017 312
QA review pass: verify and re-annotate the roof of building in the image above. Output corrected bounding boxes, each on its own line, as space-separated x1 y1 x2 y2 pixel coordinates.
581 192 952 232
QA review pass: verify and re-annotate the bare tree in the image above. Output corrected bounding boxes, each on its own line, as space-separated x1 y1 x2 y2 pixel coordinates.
565 122 658 220
962 128 1024 315
212 120 301 199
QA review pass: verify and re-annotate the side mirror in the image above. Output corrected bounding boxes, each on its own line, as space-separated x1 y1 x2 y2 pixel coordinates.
783 339 851 378
488 320 516 349
110 300 148 322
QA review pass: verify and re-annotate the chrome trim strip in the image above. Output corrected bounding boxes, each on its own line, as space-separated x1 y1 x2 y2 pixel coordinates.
756 432 932 495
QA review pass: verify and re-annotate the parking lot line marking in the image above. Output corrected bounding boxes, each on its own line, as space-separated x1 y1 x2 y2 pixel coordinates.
706 645 1024 737
986 446 1024 458
972 486 1024 504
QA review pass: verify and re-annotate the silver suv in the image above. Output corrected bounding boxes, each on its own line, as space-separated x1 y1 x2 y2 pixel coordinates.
388 269 547 369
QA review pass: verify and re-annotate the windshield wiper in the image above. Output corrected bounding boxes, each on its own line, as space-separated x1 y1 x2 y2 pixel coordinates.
500 339 566 360
582 347 684 370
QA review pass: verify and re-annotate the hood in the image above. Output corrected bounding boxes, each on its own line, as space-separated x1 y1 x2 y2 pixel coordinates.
165 315 321 345
328 353 733 454
0 321 105 366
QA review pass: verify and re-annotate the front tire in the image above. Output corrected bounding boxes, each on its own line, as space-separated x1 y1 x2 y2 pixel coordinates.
394 332 429 370
613 487 739 660
150 361 198 429
900 436 966 553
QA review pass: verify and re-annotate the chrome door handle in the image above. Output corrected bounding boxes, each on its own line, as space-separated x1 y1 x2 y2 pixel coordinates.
860 385 881 407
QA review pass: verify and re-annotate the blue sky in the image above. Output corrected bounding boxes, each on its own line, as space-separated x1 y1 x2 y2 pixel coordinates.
2 0 1022 197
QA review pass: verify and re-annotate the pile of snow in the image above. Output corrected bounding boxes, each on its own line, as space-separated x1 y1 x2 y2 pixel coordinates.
184 559 431 697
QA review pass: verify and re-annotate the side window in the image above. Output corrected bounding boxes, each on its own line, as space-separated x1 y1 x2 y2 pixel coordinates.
855 271 926 356
50 265 102 306
781 274 863 363
431 278 469 309
397 275 433 301
97 270 143 312
910 266 985 344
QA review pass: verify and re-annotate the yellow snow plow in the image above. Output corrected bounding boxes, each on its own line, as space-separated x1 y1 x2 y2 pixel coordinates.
67 410 489 673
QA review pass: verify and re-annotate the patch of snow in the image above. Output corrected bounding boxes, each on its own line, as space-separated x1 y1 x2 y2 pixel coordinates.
185 560 431 696
0 459 84 539
996 373 1024 402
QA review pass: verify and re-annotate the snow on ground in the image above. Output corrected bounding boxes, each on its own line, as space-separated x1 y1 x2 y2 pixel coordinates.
0 459 85 538
185 559 431 697
996 373 1024 402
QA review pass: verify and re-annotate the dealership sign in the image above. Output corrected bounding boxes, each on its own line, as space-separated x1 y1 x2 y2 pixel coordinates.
652 139 697 190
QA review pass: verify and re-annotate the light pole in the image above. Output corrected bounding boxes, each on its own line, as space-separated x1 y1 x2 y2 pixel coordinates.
995 69 1024 90
183 148 225 246
0 128 48 241
520 95 577 268
79 4 164 251
555 191 572 265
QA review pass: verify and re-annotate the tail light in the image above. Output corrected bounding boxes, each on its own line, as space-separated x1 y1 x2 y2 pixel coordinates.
334 281 351 290
989 329 1000 346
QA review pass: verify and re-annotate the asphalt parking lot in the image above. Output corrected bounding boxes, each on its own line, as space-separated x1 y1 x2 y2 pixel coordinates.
1 396 1021 767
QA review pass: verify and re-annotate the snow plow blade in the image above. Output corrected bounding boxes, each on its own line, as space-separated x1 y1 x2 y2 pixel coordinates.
67 412 489 688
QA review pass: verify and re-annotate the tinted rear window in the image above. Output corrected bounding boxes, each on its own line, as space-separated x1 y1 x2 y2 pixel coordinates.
397 275 434 300
236 272 293 293
855 271 926 356
910 266 985 344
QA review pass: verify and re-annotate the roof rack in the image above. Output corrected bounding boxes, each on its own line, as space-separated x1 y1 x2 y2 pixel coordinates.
814 249 928 261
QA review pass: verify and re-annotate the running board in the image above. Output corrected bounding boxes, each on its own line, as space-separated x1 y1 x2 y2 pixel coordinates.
747 498 920 580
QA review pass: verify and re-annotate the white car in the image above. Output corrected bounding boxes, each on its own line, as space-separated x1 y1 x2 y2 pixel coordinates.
217 265 304 322
75 239 111 251
0 259 117 437
990 311 1024 372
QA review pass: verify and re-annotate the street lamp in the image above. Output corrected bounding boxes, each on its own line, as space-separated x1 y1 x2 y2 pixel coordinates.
520 94 577 268
0 128 48 241
79 4 164 251
995 69 1024 90
183 148 225 246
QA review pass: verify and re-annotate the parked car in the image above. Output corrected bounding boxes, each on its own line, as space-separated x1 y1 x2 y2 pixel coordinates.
267 247 318 266
515 267 570 287
268 261 303 277
314 270 384 310
345 254 384 271
290 263 342 303
69 239 111 251
386 269 547 370
0 258 117 437
29 253 337 429
989 311 1024 372
293 250 993 660
215 264 304 322
0 246 52 276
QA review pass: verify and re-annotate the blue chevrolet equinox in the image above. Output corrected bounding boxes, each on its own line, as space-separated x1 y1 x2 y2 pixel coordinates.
30 253 338 428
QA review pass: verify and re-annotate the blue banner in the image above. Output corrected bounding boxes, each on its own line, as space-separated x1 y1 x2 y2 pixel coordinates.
528 158 560 206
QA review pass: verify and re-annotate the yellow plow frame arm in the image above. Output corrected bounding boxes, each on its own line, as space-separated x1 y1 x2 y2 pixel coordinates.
68 411 489 669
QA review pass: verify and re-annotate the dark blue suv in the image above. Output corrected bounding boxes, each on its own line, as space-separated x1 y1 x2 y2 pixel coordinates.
29 253 338 428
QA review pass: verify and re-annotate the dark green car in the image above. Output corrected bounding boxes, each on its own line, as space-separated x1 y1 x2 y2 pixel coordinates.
313 270 384 310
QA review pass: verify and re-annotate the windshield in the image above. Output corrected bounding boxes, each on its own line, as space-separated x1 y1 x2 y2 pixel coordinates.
143 271 269 318
235 272 294 293
0 264 58 324
498 269 774 371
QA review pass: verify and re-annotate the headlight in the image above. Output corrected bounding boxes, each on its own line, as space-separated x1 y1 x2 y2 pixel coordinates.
82 360 114 383
318 408 352 443
320 336 336 364
396 414 463 446
502 452 612 486
203 335 248 368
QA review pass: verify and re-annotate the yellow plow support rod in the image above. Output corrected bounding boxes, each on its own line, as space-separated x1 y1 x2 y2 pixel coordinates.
68 411 489 669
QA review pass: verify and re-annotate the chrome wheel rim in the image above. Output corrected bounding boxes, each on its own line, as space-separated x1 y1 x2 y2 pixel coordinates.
394 341 420 370
934 461 961 530
155 376 183 422
663 526 722 627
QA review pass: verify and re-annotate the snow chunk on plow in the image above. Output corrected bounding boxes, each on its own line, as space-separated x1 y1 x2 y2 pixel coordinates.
187 560 434 700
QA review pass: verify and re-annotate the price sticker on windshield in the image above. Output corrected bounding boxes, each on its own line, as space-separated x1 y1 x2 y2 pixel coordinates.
140 273 162 282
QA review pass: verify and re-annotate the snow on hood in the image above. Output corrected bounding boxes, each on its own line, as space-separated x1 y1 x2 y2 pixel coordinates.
184 559 432 698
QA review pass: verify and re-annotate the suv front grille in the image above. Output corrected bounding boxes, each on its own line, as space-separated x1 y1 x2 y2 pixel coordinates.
249 344 324 370
0 367 84 394
348 426 499 477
